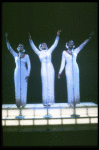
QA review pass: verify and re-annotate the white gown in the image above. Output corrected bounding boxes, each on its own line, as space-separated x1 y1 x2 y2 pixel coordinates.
29 37 59 105
59 39 90 105
6 42 31 106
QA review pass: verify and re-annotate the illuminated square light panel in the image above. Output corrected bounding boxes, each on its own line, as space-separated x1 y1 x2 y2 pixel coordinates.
48 119 61 125
6 120 19 126
48 109 61 117
34 109 47 116
21 109 34 116
91 118 98 123
61 108 73 116
77 118 89 124
20 120 33 125
63 119 75 124
76 108 87 115
88 107 98 116
34 119 47 125
8 109 20 117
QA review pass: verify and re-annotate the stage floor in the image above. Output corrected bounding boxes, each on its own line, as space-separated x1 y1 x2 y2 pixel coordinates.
2 102 98 132
2 102 98 109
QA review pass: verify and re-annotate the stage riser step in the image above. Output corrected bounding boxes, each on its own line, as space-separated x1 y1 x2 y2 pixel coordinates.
2 117 98 126
2 103 98 126
2 107 98 118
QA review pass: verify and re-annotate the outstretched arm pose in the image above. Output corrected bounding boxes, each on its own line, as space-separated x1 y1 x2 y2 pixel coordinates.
58 31 94 79
28 30 61 106
5 33 31 108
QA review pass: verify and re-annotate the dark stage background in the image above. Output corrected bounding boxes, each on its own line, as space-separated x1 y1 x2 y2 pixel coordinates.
2 2 98 105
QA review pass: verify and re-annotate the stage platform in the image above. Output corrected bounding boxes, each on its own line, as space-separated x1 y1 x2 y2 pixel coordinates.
2 102 98 132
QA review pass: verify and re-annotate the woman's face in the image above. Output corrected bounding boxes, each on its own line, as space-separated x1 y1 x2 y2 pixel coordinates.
68 41 74 49
42 43 47 50
18 44 24 52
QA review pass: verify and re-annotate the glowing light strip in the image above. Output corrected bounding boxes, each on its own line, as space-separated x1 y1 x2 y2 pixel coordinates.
2 117 98 126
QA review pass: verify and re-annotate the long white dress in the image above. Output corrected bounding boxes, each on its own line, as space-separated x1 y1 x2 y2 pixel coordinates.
6 42 31 106
29 37 59 105
59 39 90 105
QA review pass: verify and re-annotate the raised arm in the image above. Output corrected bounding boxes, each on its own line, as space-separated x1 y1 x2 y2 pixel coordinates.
29 33 40 56
5 33 18 58
48 30 61 53
58 51 66 79
74 32 94 54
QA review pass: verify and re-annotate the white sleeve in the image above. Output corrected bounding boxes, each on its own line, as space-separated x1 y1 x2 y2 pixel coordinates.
6 41 18 58
59 51 66 74
48 36 59 53
74 38 90 54
29 39 40 56
26 54 31 76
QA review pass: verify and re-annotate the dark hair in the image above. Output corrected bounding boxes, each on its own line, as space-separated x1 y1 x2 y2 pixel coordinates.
66 40 75 49
67 40 74 46
18 44 24 48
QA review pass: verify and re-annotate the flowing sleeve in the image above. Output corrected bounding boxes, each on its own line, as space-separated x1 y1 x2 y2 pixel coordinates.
48 36 59 53
29 39 40 56
74 38 91 54
26 54 31 76
58 51 66 74
6 40 18 58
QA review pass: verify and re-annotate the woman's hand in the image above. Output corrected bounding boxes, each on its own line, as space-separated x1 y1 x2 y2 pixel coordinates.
58 73 61 79
89 31 94 39
90 31 94 37
57 30 62 37
25 76 29 82
5 32 9 42
5 32 8 39
28 32 31 39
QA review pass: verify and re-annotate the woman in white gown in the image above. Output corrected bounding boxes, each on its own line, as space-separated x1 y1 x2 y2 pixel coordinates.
29 30 61 106
58 33 93 106
5 33 31 108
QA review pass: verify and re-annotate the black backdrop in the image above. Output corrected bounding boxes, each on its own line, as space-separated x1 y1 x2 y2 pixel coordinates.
2 2 98 104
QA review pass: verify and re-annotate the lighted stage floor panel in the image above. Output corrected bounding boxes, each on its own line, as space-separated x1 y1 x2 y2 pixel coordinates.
2 102 98 128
